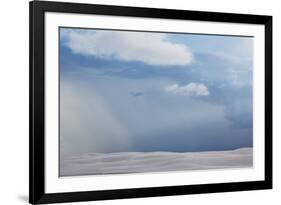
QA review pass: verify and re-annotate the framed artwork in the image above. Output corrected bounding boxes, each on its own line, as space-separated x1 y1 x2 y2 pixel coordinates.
29 1 272 204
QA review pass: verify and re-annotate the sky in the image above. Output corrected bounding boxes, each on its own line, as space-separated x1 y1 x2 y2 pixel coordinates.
59 27 253 156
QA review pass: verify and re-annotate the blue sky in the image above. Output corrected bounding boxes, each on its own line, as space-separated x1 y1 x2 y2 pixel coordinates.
59 27 253 156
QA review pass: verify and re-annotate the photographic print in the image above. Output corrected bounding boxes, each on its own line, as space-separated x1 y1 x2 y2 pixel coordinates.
30 1 272 203
59 28 253 177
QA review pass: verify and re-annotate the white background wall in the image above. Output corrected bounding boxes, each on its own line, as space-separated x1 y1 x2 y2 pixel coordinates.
0 0 279 204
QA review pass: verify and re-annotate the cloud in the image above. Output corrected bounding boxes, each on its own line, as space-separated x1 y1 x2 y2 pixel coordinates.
62 29 193 66
165 82 209 96
224 97 252 128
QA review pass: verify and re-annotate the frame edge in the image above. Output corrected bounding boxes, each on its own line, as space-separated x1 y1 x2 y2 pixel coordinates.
29 1 46 204
264 16 273 189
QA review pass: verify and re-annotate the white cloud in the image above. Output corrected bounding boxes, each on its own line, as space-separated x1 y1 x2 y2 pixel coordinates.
63 29 193 66
165 82 209 96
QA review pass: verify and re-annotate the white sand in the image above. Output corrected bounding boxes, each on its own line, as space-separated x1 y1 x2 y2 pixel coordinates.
60 148 252 176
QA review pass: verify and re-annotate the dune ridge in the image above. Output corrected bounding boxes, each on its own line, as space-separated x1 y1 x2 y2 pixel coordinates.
60 147 253 176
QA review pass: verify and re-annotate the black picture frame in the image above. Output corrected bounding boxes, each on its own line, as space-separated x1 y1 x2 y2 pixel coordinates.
29 1 272 204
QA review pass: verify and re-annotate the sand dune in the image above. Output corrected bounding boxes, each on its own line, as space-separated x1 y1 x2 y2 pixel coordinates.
60 148 253 177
